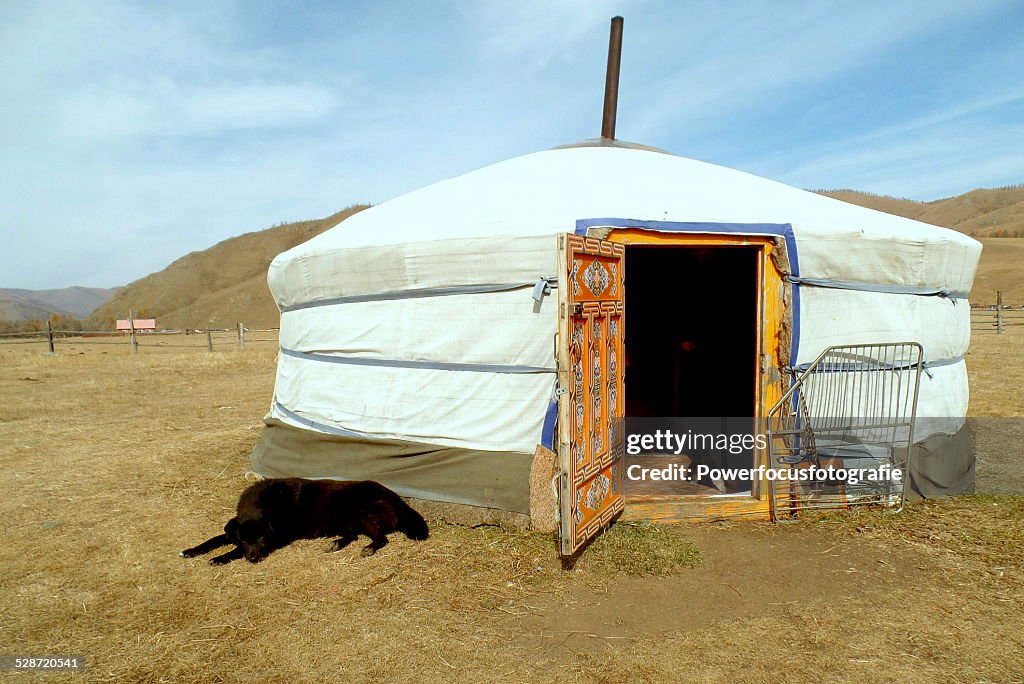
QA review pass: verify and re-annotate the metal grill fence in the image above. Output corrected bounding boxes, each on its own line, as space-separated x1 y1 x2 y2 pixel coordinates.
767 342 924 520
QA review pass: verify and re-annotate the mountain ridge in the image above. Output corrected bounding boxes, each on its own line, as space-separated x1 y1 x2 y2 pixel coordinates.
0 286 120 322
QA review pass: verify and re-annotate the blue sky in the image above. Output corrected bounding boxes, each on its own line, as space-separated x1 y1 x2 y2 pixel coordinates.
2 0 1022 290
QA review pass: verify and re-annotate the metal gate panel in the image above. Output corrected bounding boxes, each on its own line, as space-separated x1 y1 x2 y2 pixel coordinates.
767 342 923 519
557 234 625 555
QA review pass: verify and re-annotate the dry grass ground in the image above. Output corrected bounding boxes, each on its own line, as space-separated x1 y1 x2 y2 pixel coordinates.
965 324 1024 497
965 323 1024 416
0 330 1022 683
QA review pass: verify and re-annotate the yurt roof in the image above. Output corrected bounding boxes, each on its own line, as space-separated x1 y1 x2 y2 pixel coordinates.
279 145 978 263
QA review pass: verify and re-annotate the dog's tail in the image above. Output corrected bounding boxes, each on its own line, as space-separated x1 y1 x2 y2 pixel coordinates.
396 501 429 541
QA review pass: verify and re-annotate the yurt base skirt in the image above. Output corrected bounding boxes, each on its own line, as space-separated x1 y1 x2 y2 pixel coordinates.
251 418 533 514
907 423 975 500
250 419 975 520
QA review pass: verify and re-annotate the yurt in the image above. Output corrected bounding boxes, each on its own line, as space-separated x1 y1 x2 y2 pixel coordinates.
250 137 981 554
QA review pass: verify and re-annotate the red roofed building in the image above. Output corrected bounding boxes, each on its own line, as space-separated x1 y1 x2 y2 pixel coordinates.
116 319 157 333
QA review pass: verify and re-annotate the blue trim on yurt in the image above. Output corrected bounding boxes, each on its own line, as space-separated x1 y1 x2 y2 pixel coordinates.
574 218 801 368
540 398 558 450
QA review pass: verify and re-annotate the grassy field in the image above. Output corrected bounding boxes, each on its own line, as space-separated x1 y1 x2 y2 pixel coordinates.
1 329 1022 682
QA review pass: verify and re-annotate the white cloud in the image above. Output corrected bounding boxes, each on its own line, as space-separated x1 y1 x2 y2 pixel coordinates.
464 0 638 69
56 80 341 142
623 1 1011 141
751 115 1024 199
814 88 1024 154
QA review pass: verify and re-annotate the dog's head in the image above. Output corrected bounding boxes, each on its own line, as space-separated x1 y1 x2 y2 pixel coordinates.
224 517 273 563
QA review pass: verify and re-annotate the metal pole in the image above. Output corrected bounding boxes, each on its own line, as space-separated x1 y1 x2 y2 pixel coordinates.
601 16 624 140
47 320 55 353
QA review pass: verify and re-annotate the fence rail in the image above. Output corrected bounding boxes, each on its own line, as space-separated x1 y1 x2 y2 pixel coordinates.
970 290 1021 334
0 325 280 353
971 308 1024 334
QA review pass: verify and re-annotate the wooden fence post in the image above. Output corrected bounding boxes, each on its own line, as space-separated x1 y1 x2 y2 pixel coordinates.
237 322 245 351
996 291 1004 335
206 327 213 352
47 320 55 353
128 310 138 353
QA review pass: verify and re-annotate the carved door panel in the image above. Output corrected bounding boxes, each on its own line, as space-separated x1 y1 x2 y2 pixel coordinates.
556 234 626 556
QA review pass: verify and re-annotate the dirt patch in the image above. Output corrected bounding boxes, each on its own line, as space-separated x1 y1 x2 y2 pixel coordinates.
521 521 923 652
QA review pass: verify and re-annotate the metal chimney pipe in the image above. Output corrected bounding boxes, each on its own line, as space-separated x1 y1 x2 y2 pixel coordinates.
601 16 624 140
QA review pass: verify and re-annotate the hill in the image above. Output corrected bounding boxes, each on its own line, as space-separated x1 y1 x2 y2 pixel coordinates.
85 205 368 330
971 238 1024 305
816 185 1024 237
0 286 119 321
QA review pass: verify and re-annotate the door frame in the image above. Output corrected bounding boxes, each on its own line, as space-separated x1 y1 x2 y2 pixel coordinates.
585 222 795 521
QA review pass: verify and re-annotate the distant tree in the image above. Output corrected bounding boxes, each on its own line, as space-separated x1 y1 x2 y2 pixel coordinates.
98 315 117 331
48 313 82 333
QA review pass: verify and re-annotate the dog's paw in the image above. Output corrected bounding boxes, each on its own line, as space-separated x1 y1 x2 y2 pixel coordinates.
180 550 194 558
325 537 355 553
209 557 228 566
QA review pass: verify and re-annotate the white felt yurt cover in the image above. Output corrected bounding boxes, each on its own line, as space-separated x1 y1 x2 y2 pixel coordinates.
252 145 981 509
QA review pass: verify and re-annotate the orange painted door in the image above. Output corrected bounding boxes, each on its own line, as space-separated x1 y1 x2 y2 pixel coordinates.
556 234 626 556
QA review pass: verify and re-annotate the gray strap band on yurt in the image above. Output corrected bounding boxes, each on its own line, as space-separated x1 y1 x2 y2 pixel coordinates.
785 275 968 300
279 347 556 374
280 277 558 313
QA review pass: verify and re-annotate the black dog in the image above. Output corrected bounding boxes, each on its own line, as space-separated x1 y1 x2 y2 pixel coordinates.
180 478 429 565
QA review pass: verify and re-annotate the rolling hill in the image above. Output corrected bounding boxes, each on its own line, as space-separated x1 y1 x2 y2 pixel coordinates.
970 238 1024 305
85 205 368 330
818 185 1024 237
0 286 119 322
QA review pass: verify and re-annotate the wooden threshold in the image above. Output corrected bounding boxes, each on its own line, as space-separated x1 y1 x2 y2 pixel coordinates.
623 494 771 522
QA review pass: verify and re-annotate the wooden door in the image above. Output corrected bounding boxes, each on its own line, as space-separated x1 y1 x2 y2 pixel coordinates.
556 234 626 556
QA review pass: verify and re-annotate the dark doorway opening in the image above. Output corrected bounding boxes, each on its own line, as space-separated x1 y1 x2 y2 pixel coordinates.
624 245 760 493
